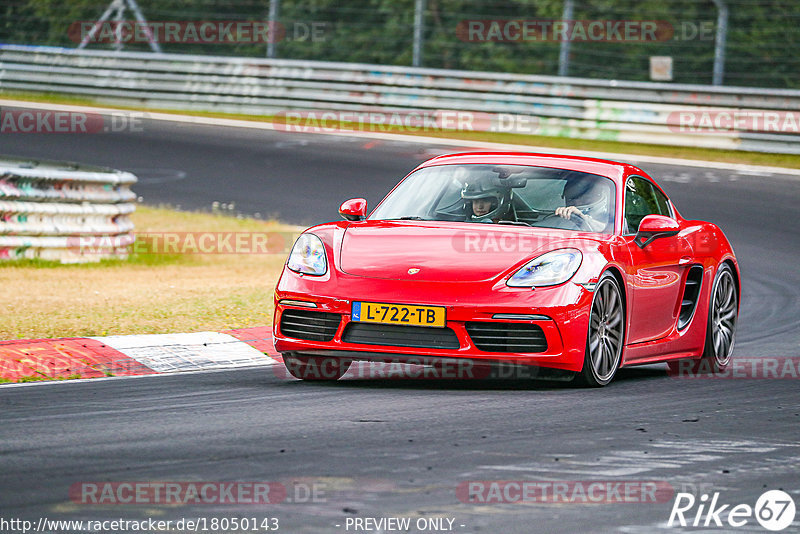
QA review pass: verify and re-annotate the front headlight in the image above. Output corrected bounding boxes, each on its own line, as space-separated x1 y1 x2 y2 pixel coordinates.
287 233 327 275
507 249 582 287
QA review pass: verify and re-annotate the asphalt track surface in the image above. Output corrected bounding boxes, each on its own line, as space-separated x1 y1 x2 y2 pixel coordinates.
2 117 800 533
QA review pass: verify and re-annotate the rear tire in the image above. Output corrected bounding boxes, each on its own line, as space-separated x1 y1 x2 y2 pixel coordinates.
576 272 625 387
668 263 737 375
282 353 351 381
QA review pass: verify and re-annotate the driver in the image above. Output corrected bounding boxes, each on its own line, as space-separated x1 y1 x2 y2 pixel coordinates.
555 176 611 232
461 179 512 223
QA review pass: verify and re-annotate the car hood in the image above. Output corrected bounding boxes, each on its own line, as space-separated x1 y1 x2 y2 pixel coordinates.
338 220 599 282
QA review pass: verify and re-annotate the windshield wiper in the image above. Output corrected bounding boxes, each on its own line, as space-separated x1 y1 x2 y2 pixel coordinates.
391 216 426 220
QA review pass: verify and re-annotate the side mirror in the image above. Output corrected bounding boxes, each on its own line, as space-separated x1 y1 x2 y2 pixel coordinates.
634 214 680 248
339 198 367 221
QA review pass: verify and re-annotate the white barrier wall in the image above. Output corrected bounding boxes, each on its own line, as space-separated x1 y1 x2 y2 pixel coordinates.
1 44 799 153
0 157 136 263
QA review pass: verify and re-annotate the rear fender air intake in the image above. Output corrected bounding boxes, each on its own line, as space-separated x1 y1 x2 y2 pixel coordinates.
677 265 704 330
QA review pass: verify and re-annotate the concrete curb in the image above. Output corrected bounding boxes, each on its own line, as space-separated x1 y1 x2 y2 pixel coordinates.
0 327 281 384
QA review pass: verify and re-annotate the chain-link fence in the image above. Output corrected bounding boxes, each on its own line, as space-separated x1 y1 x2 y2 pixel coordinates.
2 0 798 88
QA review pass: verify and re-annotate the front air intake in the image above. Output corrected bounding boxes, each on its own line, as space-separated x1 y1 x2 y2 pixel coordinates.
342 323 460 349
465 322 548 353
279 309 341 342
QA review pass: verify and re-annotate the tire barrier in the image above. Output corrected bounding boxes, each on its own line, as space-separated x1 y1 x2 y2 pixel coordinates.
0 156 137 262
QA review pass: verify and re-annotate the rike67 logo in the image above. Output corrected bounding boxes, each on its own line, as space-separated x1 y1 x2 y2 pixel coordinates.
668 490 796 531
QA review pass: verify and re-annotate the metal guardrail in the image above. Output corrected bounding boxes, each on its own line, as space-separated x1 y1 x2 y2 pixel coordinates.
0 156 136 262
1 44 799 153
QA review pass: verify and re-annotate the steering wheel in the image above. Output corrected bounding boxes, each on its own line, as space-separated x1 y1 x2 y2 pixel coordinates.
539 213 591 231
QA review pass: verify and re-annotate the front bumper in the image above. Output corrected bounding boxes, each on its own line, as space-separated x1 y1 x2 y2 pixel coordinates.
273 270 593 373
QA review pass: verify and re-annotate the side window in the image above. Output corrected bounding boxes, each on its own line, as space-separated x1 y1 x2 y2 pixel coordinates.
624 176 671 234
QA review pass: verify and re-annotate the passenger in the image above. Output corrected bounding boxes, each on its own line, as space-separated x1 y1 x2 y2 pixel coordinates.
461 180 512 223
470 196 496 218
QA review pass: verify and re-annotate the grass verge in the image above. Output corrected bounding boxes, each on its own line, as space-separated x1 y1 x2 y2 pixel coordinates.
0 206 296 340
3 90 799 169
0 374 83 384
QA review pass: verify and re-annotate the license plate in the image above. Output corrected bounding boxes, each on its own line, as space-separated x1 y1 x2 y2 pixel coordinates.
352 301 446 328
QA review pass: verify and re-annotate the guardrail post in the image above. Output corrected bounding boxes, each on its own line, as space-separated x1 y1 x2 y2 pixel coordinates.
267 0 280 59
712 0 728 86
413 0 427 67
558 0 574 77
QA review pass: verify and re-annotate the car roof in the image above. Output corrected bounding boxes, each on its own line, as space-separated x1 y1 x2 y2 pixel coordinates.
414 152 645 185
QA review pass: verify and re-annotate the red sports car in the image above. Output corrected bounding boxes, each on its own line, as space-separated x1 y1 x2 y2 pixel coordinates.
273 152 739 386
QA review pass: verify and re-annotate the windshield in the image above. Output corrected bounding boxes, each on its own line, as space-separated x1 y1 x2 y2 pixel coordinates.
370 164 617 234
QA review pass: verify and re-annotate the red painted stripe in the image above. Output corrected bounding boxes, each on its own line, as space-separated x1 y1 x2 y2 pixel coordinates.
223 327 282 361
0 338 157 382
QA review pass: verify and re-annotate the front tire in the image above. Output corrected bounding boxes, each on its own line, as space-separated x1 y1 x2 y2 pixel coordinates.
283 353 351 381
576 272 625 387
